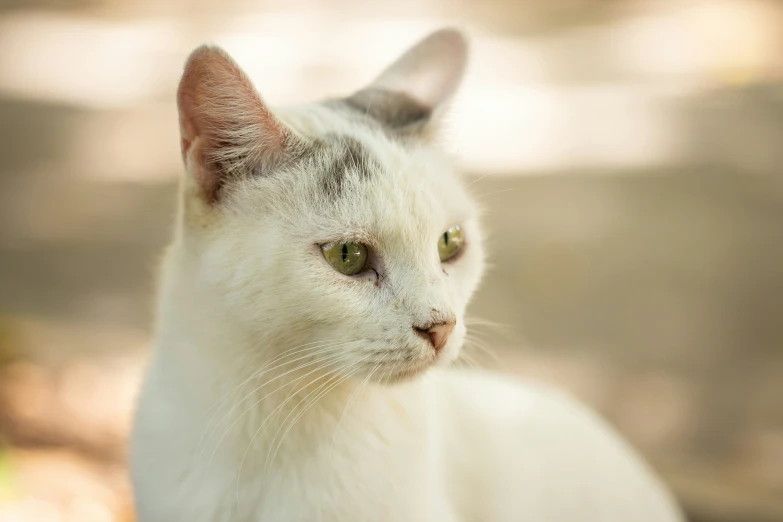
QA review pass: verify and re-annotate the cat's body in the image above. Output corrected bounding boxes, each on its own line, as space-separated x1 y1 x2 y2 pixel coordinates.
134 365 679 522
131 29 683 522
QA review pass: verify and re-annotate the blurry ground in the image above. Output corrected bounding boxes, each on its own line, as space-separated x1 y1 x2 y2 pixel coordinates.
1 1 783 521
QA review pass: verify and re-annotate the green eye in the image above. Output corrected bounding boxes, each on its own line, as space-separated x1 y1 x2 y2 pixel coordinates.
322 242 369 275
438 225 464 262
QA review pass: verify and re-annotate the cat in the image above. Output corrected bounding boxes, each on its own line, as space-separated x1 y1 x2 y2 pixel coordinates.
130 28 684 522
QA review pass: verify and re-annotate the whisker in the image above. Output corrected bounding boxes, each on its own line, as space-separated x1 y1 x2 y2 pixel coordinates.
197 339 365 456
465 316 508 329
474 187 517 200
198 339 357 449
456 351 481 370
263 355 372 479
381 350 404 385
200 347 362 474
464 173 490 188
463 336 501 367
332 354 387 445
234 352 369 503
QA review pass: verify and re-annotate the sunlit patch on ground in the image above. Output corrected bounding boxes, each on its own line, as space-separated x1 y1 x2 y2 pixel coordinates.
0 317 143 521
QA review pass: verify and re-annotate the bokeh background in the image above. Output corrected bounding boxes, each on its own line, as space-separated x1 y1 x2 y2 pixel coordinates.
0 0 782 521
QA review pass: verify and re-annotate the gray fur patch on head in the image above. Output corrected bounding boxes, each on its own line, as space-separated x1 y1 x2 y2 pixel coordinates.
340 89 432 133
316 135 381 198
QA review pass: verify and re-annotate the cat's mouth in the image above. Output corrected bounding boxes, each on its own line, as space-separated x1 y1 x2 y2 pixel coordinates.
354 336 458 384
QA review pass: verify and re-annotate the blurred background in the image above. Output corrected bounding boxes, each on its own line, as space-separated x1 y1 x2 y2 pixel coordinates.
0 0 782 520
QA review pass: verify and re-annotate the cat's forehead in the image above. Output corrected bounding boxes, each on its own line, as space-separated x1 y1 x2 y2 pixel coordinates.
277 103 470 209
310 134 381 200
231 102 477 249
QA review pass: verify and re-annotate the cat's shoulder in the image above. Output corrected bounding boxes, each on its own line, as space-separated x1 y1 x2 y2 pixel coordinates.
431 367 581 419
430 366 632 451
427 368 683 521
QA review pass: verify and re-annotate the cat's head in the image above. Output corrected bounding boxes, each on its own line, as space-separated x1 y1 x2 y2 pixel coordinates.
173 28 484 383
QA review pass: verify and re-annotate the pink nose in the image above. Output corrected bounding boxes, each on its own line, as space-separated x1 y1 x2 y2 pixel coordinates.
414 319 456 352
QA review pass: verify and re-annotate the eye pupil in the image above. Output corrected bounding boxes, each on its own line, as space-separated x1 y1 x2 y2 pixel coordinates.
438 225 464 262
322 242 369 276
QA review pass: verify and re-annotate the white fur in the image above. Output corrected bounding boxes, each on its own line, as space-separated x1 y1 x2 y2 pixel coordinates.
131 29 683 522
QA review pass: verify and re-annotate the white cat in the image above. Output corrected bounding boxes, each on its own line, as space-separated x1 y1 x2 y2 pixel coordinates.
130 28 684 522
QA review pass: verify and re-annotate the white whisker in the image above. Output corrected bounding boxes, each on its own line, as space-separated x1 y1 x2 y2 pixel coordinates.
196 340 364 458
233 352 368 504
201 347 363 478
262 354 372 480
197 339 357 451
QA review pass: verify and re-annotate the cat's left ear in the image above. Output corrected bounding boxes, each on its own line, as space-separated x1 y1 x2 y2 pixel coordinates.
177 45 303 204
345 28 468 136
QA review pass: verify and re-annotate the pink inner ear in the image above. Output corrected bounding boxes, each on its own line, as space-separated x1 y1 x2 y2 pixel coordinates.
176 45 288 201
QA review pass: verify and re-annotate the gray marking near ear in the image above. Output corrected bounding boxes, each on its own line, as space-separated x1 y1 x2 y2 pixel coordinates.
319 135 380 198
334 28 468 141
344 89 432 131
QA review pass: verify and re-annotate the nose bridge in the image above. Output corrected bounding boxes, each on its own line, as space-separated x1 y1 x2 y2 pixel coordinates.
426 305 455 326
393 256 451 317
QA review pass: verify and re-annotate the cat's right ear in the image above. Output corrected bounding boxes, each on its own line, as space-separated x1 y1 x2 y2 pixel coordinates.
177 46 300 203
346 28 468 136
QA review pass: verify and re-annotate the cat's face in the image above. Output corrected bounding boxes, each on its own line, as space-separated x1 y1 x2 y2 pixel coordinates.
175 29 483 383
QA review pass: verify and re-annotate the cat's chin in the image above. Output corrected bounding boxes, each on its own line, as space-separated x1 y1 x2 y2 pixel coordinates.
373 360 434 385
